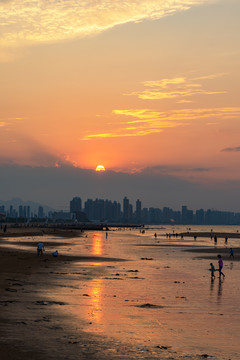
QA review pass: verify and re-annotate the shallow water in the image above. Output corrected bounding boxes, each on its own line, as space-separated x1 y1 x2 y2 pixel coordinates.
2 225 240 359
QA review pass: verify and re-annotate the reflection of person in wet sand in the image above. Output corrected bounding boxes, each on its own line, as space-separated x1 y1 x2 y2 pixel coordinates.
217 254 225 278
218 277 223 298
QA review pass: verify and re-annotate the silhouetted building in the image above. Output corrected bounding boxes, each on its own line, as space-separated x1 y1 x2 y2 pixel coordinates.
136 199 142 223
123 196 130 222
38 206 44 219
70 197 82 213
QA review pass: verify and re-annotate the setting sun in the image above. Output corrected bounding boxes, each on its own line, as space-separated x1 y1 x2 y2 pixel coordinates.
96 165 105 172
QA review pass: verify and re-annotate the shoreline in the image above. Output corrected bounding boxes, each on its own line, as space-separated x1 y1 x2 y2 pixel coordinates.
179 231 240 238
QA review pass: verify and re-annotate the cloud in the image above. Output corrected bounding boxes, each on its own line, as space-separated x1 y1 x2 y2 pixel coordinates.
126 74 226 101
141 165 211 175
82 107 240 140
221 146 240 152
0 0 213 48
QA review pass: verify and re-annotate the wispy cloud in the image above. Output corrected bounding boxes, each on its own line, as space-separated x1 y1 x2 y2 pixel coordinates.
82 107 240 140
126 73 226 101
0 0 213 47
221 147 240 152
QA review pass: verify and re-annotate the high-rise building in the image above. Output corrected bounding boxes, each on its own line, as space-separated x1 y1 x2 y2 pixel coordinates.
135 199 142 223
123 196 130 222
19 205 23 218
38 206 44 219
70 197 82 213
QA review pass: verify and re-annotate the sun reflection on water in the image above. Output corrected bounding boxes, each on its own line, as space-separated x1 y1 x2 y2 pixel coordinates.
89 278 103 323
92 233 103 255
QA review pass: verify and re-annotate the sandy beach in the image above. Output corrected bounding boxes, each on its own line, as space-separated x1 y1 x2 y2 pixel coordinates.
0 227 239 359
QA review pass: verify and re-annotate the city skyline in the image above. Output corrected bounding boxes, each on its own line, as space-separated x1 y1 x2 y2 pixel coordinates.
2 195 240 226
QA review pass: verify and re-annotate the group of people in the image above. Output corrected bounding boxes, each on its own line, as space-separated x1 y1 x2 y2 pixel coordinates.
209 255 225 279
37 242 58 257
209 248 234 279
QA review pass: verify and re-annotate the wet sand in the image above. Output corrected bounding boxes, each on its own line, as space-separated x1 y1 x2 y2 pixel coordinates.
0 231 239 359
0 246 187 360
0 226 83 238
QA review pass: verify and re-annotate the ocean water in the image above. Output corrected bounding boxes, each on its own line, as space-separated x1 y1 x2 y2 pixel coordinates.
3 225 240 359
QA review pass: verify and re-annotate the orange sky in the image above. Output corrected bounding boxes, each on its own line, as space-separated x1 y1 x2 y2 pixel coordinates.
0 0 240 183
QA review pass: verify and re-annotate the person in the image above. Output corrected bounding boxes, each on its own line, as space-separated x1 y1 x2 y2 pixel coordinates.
154 233 157 238
230 248 234 259
225 236 228 244
214 235 217 244
52 250 58 257
37 242 44 256
217 254 225 278
209 263 215 279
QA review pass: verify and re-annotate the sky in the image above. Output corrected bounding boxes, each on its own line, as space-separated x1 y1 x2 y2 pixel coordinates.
0 0 240 210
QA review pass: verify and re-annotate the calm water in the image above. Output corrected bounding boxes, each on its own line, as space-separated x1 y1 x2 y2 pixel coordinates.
3 225 240 359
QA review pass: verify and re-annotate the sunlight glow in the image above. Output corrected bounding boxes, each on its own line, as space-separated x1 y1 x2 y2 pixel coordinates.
96 165 106 172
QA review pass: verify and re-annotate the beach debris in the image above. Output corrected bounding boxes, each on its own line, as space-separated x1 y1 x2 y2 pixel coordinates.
155 345 170 350
5 288 17 292
140 257 153 260
174 281 180 283
127 270 139 272
137 303 164 309
176 296 187 299
82 294 90 296
35 300 65 306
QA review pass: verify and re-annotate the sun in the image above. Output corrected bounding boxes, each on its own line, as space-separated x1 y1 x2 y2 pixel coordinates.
96 165 106 172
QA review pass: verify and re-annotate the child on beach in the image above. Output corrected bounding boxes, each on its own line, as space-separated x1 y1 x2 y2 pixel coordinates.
217 254 225 278
230 248 234 259
52 250 58 257
209 263 215 279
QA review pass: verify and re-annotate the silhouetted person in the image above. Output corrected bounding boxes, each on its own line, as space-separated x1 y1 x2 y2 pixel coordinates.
230 248 234 259
217 254 225 278
214 235 217 244
209 263 215 279
225 236 228 244
37 242 44 256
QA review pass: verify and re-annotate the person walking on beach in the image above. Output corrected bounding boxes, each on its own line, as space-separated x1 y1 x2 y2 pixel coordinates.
217 254 225 278
230 248 234 259
37 242 44 256
209 263 216 279
214 235 217 244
